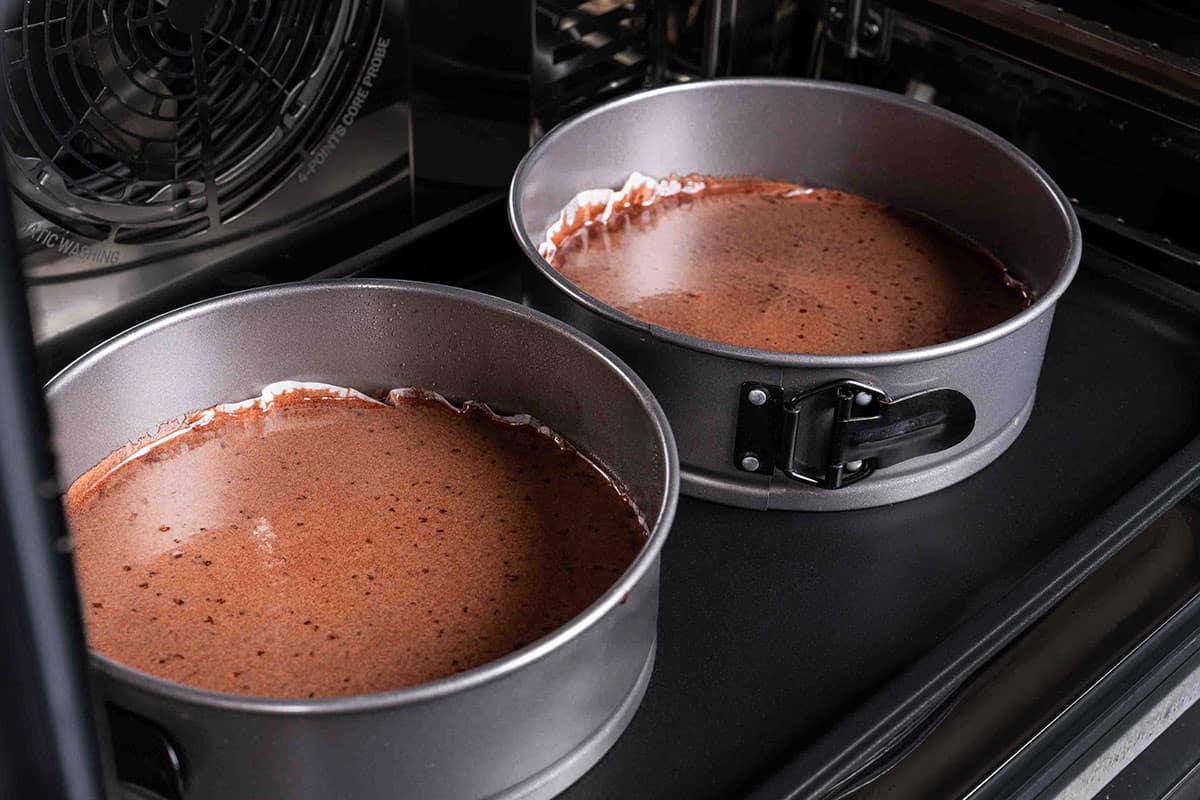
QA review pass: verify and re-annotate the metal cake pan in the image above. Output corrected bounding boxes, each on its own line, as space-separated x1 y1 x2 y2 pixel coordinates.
45 280 678 800
510 78 1081 511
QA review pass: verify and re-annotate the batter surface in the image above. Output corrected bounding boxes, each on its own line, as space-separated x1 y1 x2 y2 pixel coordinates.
67 386 646 698
543 174 1031 354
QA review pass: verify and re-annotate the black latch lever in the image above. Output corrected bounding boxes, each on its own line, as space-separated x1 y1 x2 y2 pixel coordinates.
734 381 975 489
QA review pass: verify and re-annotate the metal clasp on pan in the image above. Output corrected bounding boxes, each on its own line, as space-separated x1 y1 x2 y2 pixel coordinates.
734 380 976 489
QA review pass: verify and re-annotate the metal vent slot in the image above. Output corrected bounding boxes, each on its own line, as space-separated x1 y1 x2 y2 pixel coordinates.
534 0 654 131
1 0 377 243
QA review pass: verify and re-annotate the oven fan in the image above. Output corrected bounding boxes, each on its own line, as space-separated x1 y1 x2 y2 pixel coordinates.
1 0 373 245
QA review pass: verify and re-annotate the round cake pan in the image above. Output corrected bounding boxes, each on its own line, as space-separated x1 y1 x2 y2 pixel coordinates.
509 78 1081 511
45 280 678 800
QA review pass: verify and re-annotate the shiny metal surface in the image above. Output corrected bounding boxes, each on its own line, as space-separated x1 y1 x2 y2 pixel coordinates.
44 280 678 800
841 504 1200 799
510 78 1081 510
25 100 412 342
19 0 410 345
925 0 1200 106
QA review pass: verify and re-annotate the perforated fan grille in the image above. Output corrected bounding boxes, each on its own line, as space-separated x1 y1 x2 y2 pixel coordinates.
2 0 378 243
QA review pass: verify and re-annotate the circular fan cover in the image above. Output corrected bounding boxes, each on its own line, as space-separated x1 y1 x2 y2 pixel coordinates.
2 0 380 243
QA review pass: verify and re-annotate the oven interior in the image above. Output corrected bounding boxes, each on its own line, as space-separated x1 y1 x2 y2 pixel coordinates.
5 2 1200 799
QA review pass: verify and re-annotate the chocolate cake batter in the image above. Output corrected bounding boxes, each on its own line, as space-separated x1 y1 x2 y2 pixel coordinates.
543 175 1031 354
66 387 646 698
